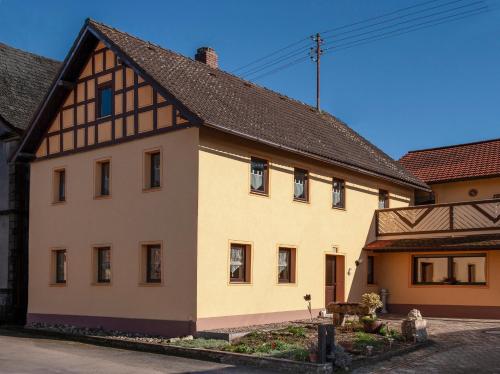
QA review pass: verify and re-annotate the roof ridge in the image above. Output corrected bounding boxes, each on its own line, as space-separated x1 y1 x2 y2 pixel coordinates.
86 19 325 115
404 137 500 155
0 42 60 64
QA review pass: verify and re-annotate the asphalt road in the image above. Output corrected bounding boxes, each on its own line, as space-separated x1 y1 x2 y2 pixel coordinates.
0 331 278 374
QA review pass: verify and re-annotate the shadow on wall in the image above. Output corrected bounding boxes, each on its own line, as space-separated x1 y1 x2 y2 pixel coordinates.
347 214 378 303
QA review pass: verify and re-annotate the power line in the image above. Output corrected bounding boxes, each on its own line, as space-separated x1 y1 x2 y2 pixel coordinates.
322 0 484 48
242 0 485 79
248 5 489 81
323 4 488 53
233 0 468 74
231 37 310 73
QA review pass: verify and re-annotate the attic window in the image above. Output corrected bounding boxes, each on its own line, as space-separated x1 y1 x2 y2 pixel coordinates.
97 84 112 118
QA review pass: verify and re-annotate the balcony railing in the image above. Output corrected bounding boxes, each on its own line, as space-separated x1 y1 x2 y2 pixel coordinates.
376 198 500 237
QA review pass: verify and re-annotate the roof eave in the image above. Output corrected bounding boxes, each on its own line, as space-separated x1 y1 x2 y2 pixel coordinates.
202 121 430 192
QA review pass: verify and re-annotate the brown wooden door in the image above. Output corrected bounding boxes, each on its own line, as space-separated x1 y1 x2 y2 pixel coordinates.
325 255 345 306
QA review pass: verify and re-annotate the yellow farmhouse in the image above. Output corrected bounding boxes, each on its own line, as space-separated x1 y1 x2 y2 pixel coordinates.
14 19 500 336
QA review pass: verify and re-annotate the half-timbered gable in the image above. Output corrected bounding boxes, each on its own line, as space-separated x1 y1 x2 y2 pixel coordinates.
35 42 189 159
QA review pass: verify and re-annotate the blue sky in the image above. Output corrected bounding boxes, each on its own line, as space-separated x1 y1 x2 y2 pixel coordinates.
1 0 499 158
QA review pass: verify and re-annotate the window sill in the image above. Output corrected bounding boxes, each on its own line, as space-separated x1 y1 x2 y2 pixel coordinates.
49 283 67 287
229 281 252 285
332 206 346 211
142 187 162 193
277 282 297 286
138 282 163 287
94 195 112 200
411 283 487 288
96 114 112 120
293 198 309 204
91 282 112 286
51 201 67 206
250 190 268 197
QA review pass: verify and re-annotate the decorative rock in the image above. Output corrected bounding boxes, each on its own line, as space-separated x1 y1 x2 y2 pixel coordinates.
401 309 428 342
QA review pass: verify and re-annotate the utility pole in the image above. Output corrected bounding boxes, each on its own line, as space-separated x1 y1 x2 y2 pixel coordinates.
311 33 323 112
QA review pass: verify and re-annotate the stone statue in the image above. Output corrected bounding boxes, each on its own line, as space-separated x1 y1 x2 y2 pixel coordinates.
401 309 428 342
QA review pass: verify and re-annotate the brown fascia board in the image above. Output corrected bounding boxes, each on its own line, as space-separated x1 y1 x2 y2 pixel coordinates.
202 121 431 192
10 21 97 162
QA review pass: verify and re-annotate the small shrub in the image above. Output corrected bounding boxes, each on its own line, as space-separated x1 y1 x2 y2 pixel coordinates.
360 293 383 318
291 348 309 361
230 343 254 354
353 332 383 350
170 338 229 350
285 325 307 337
379 325 403 341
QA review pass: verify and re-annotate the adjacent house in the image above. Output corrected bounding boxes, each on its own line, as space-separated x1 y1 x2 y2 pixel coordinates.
0 43 60 323
13 19 429 336
366 139 500 318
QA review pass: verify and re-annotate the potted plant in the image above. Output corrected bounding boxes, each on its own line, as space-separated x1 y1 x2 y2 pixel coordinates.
361 315 384 333
360 293 384 333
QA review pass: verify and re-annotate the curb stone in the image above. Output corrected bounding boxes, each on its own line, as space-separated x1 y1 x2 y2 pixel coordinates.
0 327 332 374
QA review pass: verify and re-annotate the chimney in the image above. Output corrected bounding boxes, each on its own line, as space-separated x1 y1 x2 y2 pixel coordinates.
195 47 218 69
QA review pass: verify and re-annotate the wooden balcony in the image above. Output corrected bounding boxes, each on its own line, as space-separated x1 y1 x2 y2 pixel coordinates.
376 198 500 237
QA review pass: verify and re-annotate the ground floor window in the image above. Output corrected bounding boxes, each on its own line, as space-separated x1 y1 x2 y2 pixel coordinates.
412 253 486 285
230 243 251 283
367 255 375 284
278 247 296 284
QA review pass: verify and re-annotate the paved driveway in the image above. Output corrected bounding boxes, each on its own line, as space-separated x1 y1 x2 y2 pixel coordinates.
354 317 500 374
0 330 277 374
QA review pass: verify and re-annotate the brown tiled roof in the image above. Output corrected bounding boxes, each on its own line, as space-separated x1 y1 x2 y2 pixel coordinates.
85 20 427 190
399 138 500 184
0 43 60 131
365 233 500 252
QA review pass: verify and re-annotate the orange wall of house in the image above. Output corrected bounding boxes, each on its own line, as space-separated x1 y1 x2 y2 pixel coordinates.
29 127 199 321
432 177 500 203
376 250 500 307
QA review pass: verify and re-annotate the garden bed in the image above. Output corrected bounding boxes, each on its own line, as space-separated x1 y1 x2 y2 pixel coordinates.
26 316 419 368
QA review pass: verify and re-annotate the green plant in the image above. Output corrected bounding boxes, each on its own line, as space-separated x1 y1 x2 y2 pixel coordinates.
353 332 384 351
361 315 377 323
168 338 230 350
360 293 383 318
285 325 307 337
379 325 403 341
291 348 309 361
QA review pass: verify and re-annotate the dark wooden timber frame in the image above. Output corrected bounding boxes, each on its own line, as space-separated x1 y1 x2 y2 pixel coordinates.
37 43 191 161
293 168 309 202
376 198 500 237
411 253 487 286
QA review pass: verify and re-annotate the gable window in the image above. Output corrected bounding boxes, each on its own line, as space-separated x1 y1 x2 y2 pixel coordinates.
367 255 375 284
146 245 162 283
97 84 112 118
293 168 309 201
332 178 345 209
144 150 161 190
412 254 486 285
95 160 111 197
53 169 66 203
53 249 67 284
250 157 268 195
230 243 251 283
278 247 296 284
95 247 111 283
378 189 389 209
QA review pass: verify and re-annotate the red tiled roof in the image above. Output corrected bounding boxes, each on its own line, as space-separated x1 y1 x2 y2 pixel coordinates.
399 138 500 184
364 233 500 252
